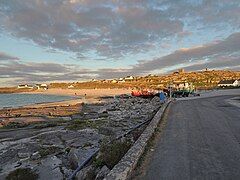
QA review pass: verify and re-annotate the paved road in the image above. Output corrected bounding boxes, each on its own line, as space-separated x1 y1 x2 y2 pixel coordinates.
142 95 240 180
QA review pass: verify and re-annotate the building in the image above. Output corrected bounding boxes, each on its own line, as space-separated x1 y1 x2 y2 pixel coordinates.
179 69 185 74
91 79 97 82
174 82 189 90
68 84 74 89
36 84 48 90
118 79 125 83
217 80 239 87
147 74 155 77
17 84 34 89
111 79 118 83
173 82 194 91
124 76 134 80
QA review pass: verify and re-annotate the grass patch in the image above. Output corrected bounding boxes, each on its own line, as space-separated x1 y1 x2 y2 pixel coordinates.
95 139 132 169
6 168 38 180
99 111 109 118
93 157 105 168
32 122 58 129
66 119 107 130
82 142 93 148
39 146 61 157
2 122 28 129
32 120 69 129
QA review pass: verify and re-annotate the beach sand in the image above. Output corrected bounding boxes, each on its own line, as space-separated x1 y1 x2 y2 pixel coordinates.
27 88 131 97
22 88 132 107
0 88 131 126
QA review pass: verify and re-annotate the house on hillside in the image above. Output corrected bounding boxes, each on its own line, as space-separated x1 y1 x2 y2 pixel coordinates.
175 82 189 90
111 79 118 83
173 82 194 91
173 69 185 75
124 76 134 80
36 84 48 90
101 79 109 83
118 79 125 83
68 84 75 89
17 84 34 89
91 79 97 82
179 69 185 74
217 79 239 87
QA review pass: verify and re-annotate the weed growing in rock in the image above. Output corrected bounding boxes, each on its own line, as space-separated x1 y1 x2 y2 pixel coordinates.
97 139 132 169
39 146 61 157
6 168 38 180
66 119 107 130
2 122 28 129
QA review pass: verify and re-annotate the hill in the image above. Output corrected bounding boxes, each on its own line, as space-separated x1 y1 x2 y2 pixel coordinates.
49 70 240 90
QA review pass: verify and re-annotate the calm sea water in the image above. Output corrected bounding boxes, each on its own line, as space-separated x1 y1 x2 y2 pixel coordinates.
0 94 76 109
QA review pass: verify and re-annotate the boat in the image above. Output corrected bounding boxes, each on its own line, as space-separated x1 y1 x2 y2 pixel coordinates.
131 90 156 98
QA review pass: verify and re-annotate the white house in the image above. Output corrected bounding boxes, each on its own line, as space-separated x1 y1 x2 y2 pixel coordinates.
17 84 33 89
179 82 189 89
111 79 118 83
91 79 97 82
124 76 134 80
218 80 239 87
68 84 74 89
173 82 194 91
118 79 125 83
173 82 189 90
36 84 48 90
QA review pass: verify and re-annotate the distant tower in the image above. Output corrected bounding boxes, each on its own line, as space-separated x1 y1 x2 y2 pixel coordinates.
179 69 185 74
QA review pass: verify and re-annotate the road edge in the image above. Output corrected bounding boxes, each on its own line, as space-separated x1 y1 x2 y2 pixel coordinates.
104 100 171 180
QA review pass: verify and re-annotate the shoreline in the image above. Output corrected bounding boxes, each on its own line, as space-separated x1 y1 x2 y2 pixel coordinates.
0 88 131 128
22 88 131 96
0 89 132 121
20 88 131 107
1 88 131 109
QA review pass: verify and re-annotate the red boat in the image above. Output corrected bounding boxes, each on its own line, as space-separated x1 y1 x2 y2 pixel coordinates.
131 90 156 98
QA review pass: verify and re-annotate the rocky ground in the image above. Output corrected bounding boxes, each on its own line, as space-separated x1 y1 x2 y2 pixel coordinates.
0 96 162 179
0 103 82 120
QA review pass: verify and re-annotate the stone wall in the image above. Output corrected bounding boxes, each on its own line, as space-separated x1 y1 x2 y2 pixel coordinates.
104 100 171 180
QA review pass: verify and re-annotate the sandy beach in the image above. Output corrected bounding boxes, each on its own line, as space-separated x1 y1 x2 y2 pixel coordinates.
22 88 132 107
0 88 132 127
27 88 131 97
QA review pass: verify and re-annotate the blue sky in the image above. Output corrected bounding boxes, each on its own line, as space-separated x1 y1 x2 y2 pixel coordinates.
0 0 240 86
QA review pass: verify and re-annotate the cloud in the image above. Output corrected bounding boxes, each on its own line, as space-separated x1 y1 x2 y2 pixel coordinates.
183 56 240 72
79 32 240 79
0 1 240 85
1 0 239 60
0 1 148 58
177 31 193 41
0 52 19 60
162 0 240 27
128 32 240 73
1 32 240 85
0 60 96 85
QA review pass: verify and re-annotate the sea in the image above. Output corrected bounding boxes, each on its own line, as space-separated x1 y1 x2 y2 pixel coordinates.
0 93 76 109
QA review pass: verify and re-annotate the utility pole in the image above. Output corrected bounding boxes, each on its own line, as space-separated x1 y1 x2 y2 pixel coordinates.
170 85 172 99
168 82 173 99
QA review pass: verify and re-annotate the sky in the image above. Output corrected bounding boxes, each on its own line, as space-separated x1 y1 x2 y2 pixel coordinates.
0 0 240 86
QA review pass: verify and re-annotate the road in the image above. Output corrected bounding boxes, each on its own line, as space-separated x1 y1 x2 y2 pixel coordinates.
141 95 240 180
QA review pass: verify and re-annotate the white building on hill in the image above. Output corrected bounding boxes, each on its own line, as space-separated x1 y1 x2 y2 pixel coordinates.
36 84 48 90
217 80 239 87
17 84 34 89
